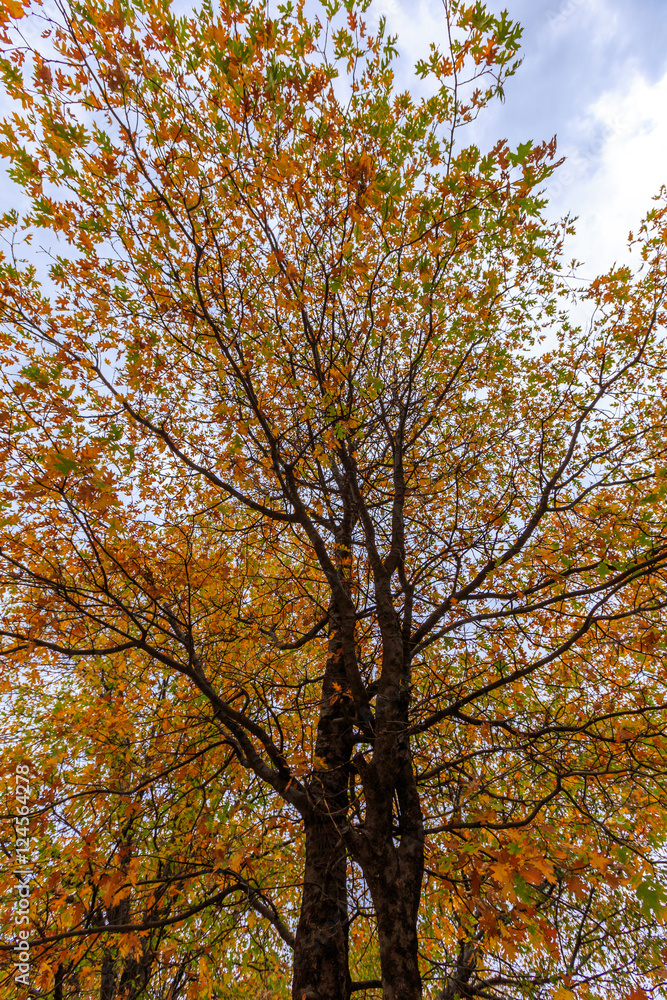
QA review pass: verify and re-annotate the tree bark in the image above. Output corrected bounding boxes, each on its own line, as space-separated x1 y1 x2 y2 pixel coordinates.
353 578 425 1000
292 628 354 1000
360 752 424 1000
435 939 478 999
100 952 117 1000
292 802 351 1000
375 869 422 1000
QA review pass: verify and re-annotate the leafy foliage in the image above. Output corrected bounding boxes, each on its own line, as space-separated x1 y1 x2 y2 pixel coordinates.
1 0 667 998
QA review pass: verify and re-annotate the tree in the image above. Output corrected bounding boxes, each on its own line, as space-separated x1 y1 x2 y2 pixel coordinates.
1 0 667 997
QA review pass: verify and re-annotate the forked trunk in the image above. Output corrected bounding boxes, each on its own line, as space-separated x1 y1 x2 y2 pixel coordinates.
356 725 425 1000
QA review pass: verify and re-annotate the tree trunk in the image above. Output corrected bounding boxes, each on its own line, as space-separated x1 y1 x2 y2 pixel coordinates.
375 875 422 1000
356 716 424 1000
292 803 351 1000
363 830 424 1000
100 952 117 1000
435 939 478 999
292 628 354 1000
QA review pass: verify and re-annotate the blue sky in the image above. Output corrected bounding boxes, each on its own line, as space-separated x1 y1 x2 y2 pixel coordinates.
2 0 665 280
374 0 667 276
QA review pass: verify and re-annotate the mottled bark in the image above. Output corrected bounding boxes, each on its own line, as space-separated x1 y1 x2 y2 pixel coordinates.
375 881 422 1000
353 554 425 1000
359 749 425 1000
292 801 351 1000
100 951 117 1000
292 628 354 1000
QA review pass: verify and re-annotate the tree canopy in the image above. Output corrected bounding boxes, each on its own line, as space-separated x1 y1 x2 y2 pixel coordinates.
1 1 667 998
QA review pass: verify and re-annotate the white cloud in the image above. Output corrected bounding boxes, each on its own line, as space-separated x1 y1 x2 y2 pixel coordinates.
550 68 667 276
372 0 667 281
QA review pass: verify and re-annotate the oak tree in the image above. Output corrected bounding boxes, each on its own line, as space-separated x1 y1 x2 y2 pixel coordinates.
2 1 667 998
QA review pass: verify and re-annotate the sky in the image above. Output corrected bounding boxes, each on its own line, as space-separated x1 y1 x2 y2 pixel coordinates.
371 0 667 280
1 0 666 281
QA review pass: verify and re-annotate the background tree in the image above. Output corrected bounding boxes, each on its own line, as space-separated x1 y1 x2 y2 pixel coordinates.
1 1 667 999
